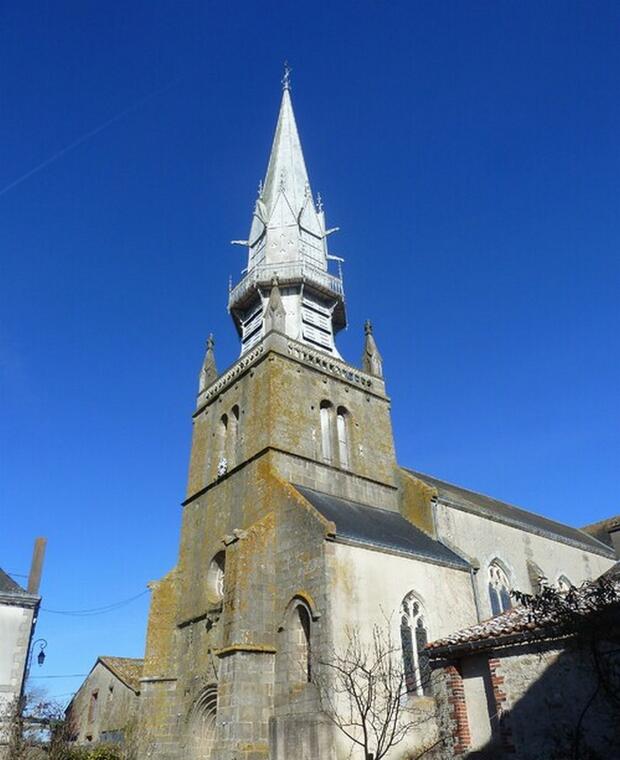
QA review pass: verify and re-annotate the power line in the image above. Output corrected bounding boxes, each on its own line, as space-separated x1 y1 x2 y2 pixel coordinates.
29 674 87 679
41 589 149 616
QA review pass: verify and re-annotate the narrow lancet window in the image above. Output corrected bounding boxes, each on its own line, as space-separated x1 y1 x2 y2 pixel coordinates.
229 405 240 466
320 401 333 464
336 407 349 469
298 605 312 682
219 414 228 459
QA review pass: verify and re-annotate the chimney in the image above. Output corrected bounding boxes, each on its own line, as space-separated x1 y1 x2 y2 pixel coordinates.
27 537 47 595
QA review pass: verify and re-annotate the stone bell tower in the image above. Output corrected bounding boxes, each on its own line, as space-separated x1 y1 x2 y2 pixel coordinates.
138 69 404 760
228 66 346 357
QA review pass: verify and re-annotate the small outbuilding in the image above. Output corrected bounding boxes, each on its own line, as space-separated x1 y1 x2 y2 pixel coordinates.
66 656 143 746
427 574 620 759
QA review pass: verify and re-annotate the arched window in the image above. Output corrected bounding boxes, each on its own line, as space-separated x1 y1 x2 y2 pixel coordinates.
219 414 228 456
229 405 240 465
336 407 350 469
320 401 333 464
488 561 512 616
207 551 226 604
557 575 572 593
278 599 313 689
400 592 431 696
297 605 312 682
216 414 229 477
188 685 217 760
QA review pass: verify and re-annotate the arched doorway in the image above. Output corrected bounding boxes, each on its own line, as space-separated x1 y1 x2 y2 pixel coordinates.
188 685 218 759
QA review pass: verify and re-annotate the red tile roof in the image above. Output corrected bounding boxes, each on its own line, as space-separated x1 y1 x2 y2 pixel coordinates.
427 606 552 653
427 577 620 656
99 656 143 692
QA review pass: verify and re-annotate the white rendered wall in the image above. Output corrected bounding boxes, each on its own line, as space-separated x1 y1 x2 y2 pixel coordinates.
434 503 615 620
327 542 478 759
461 655 495 749
0 604 35 743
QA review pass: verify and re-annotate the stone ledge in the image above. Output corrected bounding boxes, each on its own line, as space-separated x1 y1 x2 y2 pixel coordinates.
216 644 277 658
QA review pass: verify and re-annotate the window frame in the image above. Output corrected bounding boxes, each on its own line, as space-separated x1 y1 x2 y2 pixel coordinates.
488 560 512 616
400 592 432 697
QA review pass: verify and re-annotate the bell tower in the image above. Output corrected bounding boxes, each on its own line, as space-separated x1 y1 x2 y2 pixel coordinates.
228 66 346 356
139 68 402 760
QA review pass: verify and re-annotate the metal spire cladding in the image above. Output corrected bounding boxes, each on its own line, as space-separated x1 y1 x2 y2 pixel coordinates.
228 69 346 356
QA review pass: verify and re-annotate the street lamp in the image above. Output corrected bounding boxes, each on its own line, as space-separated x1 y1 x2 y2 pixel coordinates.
28 638 48 671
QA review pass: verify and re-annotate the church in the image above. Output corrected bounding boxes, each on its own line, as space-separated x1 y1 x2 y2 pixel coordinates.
129 75 616 760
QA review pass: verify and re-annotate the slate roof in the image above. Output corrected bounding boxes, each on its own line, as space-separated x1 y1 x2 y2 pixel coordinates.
293 485 470 569
407 470 614 558
99 656 143 693
0 568 29 596
581 516 620 551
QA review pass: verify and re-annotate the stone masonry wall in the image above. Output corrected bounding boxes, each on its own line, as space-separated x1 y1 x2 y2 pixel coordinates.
66 662 139 745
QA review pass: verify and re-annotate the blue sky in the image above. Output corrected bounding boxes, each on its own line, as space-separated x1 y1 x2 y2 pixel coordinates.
1 1 618 703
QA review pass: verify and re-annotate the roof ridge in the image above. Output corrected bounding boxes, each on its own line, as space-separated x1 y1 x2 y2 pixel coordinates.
407 468 547 518
406 468 614 557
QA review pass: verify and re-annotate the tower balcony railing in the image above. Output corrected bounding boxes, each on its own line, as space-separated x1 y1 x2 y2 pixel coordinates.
228 260 344 310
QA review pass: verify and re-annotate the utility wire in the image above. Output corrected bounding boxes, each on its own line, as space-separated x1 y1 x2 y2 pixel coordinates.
41 589 149 616
29 674 87 679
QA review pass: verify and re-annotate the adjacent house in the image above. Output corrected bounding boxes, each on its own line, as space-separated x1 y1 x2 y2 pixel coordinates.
66 656 143 746
427 571 620 758
0 539 46 758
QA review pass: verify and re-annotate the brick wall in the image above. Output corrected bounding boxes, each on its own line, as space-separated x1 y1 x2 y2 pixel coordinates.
444 663 471 755
488 656 516 754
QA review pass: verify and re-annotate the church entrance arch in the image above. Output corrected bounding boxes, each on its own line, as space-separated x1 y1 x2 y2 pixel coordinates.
187 684 218 760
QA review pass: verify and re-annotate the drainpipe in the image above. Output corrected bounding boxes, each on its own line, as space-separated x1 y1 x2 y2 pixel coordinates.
469 563 482 624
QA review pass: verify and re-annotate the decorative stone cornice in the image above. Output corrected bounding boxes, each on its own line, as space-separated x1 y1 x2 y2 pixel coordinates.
286 340 376 392
194 332 387 416
195 343 265 411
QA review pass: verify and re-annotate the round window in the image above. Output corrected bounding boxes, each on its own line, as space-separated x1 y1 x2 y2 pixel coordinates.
207 551 226 603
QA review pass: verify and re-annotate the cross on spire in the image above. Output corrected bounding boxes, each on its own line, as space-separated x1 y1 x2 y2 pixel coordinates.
282 61 292 91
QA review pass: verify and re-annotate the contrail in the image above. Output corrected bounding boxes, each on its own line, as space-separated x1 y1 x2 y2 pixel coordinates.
0 78 181 198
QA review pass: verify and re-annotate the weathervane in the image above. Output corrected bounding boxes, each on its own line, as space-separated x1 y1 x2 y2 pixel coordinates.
282 61 292 91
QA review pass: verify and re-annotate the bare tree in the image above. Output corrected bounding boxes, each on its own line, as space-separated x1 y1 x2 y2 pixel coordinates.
3 687 76 760
313 622 438 760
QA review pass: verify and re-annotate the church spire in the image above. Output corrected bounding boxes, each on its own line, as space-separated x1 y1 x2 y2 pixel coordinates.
260 70 311 224
228 69 346 357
